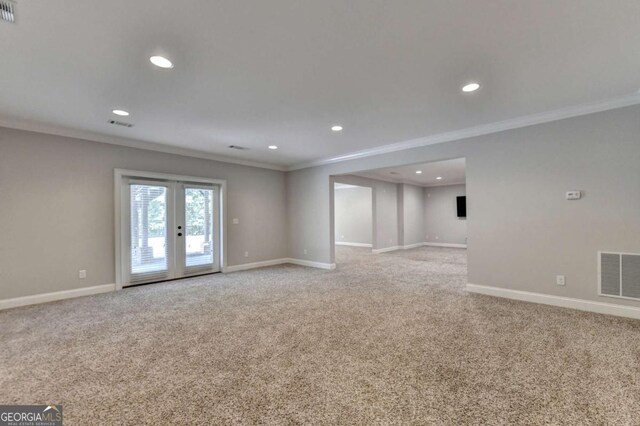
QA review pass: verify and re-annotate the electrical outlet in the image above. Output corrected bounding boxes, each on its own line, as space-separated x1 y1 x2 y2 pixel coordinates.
304 249 307 255
232 218 239 224
556 275 566 286
244 251 249 258
79 270 87 279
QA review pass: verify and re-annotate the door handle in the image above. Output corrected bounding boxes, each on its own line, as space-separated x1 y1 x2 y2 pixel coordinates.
177 233 183 237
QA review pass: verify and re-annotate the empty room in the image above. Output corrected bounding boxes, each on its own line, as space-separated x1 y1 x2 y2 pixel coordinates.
1 1 640 424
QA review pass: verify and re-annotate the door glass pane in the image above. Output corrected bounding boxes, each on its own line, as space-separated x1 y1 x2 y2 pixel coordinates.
185 188 214 269
130 185 168 276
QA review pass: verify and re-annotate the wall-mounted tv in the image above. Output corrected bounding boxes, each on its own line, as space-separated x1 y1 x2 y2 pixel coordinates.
456 196 466 218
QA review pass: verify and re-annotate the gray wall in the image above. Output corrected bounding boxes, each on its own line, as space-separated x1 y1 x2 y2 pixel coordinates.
286 105 640 307
424 184 467 245
334 186 372 245
0 127 288 299
333 175 398 250
402 184 425 246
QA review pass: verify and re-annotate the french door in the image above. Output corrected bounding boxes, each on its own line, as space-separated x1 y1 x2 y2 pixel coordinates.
123 178 221 286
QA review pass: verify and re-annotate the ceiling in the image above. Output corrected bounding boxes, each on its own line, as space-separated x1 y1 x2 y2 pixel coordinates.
352 158 465 187
1 1 640 169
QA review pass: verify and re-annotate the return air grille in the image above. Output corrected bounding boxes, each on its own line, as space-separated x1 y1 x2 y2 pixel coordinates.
108 119 134 128
599 252 640 299
0 1 15 23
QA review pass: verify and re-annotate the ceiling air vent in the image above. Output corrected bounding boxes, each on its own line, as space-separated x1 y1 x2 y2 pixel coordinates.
599 252 640 299
108 119 134 128
1 0 15 23
228 145 248 150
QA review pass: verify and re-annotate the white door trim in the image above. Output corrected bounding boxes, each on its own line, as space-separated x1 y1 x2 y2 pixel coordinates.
114 169 227 290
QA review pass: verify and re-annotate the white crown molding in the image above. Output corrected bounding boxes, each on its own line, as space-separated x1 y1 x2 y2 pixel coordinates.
423 181 466 188
0 284 116 310
4 93 639 173
289 93 640 171
466 283 640 320
0 117 287 172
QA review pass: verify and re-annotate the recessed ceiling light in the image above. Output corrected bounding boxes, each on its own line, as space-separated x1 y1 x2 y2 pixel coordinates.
150 56 174 69
112 109 129 116
462 82 480 93
331 125 343 132
268 145 278 150
416 170 423 174
436 176 443 180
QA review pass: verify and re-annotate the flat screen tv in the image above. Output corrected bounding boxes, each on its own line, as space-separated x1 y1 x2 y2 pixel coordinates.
456 196 466 218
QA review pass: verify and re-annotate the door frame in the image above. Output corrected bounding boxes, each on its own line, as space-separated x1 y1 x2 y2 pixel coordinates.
114 169 227 290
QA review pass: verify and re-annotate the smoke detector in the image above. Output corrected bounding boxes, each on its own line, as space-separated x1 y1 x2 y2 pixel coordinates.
1 1 15 23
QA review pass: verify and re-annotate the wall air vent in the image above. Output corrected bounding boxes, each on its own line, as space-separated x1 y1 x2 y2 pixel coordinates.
599 252 640 299
1 0 15 23
108 119 134 128
228 145 248 150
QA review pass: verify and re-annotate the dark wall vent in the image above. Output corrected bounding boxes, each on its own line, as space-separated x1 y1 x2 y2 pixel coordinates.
108 120 134 128
228 145 248 150
1 1 15 23
599 252 640 300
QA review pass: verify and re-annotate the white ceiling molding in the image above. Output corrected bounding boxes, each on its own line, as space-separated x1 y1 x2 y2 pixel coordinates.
288 93 640 171
1 92 639 174
334 183 361 190
0 117 286 172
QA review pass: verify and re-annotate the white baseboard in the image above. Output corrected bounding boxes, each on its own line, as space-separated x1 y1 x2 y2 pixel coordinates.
466 283 640 320
225 258 289 272
374 243 466 253
372 245 401 254
401 243 424 250
0 283 116 311
335 242 372 248
226 258 336 272
286 258 336 270
423 242 467 248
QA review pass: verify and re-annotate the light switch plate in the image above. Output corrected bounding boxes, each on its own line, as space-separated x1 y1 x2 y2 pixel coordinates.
566 191 582 200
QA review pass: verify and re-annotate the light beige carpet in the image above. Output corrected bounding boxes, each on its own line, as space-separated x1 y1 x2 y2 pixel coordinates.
2 246 640 425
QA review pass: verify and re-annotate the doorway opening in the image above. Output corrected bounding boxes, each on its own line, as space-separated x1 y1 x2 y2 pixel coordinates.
333 182 374 264
330 158 466 268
